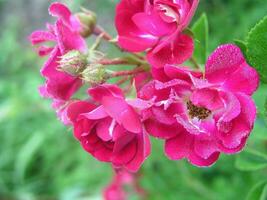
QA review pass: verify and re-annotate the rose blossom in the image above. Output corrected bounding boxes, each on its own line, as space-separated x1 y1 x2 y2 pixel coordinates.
139 44 259 166
115 0 199 68
67 84 151 172
30 2 87 101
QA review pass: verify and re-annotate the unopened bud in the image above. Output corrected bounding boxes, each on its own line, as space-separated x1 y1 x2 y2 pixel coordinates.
81 64 108 85
76 9 97 37
59 50 87 76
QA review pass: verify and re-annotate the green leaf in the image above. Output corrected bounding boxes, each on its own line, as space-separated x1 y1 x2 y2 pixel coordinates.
234 39 248 58
247 16 267 83
192 13 209 65
15 133 44 182
235 148 267 171
246 181 267 200
265 97 267 121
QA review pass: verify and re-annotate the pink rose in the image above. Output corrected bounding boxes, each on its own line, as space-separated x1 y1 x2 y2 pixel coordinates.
103 169 134 200
139 44 259 167
67 84 151 172
115 0 199 68
30 2 86 101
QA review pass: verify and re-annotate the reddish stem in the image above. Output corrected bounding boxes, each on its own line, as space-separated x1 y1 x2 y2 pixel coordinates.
93 25 146 61
110 67 146 78
93 25 113 41
99 58 129 65
116 76 130 85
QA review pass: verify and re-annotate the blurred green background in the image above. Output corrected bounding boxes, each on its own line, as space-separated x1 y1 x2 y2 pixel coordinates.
0 0 267 199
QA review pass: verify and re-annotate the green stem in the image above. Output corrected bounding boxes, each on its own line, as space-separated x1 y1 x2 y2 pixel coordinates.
190 57 201 69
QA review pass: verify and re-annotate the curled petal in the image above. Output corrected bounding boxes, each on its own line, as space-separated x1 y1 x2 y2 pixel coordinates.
49 2 71 24
125 130 151 172
67 101 96 123
102 96 142 134
29 30 55 45
145 118 179 139
147 34 194 68
55 20 87 54
222 63 259 96
132 12 176 37
89 84 124 102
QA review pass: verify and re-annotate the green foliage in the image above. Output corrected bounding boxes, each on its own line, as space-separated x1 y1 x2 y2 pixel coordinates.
235 149 267 171
192 13 209 64
247 16 267 83
246 181 267 200
234 39 248 59
192 13 209 65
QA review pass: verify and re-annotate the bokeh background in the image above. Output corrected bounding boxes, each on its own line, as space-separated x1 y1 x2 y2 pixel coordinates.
0 0 267 199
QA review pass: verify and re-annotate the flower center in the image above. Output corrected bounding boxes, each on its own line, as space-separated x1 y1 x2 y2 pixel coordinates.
187 101 211 120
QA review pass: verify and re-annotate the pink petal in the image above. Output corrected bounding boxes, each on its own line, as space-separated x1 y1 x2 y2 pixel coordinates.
175 115 203 135
89 84 124 102
165 132 193 160
145 118 179 139
49 2 71 24
188 151 220 167
164 65 202 82
222 63 259 96
126 98 153 110
82 106 108 120
217 93 256 150
55 20 87 54
112 139 137 166
147 33 194 68
134 72 151 92
205 44 246 83
96 118 113 142
40 47 60 78
151 67 170 82
190 88 224 111
37 46 54 56
93 146 113 162
179 0 200 29
216 92 241 123
194 138 218 160
29 30 55 45
45 76 82 100
74 119 95 140
132 12 176 37
138 81 157 100
116 10 158 52
118 35 158 52
113 133 136 153
151 106 176 125
101 96 142 134
126 131 151 172
67 101 96 123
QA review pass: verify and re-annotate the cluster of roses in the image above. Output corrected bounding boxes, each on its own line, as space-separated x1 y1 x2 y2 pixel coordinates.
30 0 259 191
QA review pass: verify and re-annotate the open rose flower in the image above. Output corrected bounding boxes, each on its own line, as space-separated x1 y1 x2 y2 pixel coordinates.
30 2 86 101
67 84 151 172
115 0 199 68
139 44 259 166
